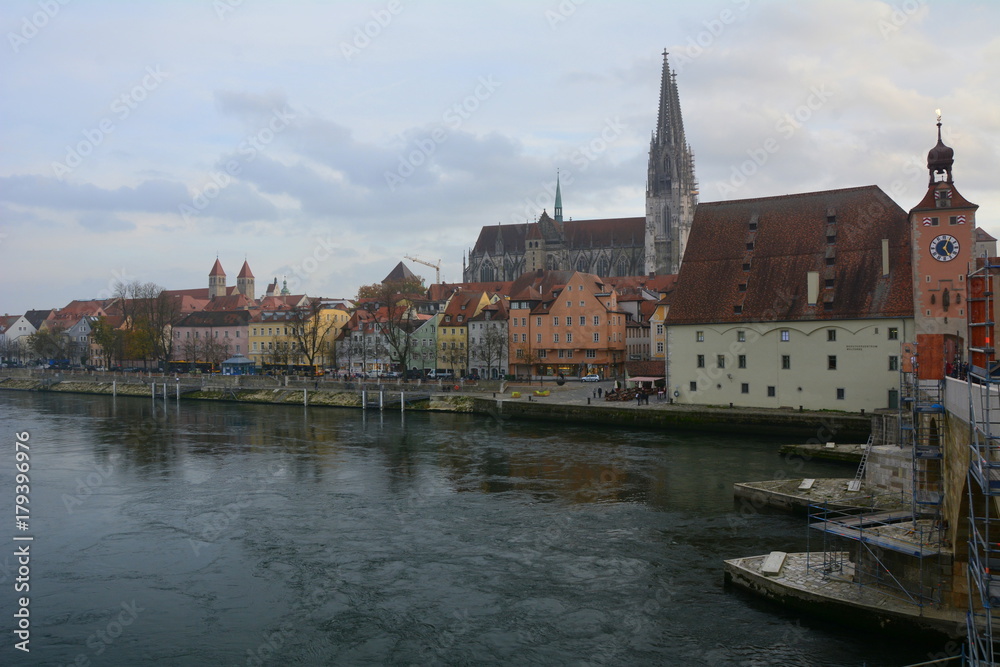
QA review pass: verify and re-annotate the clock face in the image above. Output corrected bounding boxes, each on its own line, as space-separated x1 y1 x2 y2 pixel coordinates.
929 234 960 262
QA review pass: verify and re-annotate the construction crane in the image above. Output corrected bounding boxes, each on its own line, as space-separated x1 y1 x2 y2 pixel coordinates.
404 255 442 284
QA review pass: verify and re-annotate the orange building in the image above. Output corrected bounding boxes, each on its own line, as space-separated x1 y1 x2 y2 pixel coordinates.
507 270 626 379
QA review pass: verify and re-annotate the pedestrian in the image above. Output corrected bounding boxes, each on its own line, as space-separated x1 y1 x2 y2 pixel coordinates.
593 388 597 398
636 392 642 406
597 387 602 398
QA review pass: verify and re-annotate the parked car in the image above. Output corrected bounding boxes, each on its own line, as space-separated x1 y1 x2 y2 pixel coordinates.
581 374 601 382
428 370 453 379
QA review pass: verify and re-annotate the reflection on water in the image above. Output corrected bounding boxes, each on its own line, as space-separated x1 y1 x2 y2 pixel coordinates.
0 392 950 666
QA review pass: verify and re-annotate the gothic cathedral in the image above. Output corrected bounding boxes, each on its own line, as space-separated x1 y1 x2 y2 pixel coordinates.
463 51 697 282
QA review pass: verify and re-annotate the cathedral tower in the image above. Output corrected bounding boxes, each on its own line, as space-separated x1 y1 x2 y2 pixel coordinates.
237 260 255 300
645 50 698 275
208 258 226 300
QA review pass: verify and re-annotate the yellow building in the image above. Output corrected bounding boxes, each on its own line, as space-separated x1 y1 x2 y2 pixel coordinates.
436 290 490 375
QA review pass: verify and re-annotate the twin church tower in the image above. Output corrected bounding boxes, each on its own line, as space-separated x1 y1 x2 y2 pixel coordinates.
464 51 697 282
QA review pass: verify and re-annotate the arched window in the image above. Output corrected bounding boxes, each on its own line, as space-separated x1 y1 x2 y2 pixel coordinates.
596 257 610 277
616 257 628 276
576 256 589 273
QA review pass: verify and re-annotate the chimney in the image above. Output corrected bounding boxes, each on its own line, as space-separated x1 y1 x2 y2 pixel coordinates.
881 238 890 275
807 272 819 305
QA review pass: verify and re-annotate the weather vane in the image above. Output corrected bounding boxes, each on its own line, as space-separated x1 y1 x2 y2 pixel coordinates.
935 108 942 123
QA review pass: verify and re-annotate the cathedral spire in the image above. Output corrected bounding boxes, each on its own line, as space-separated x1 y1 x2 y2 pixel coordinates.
645 48 697 276
554 169 563 222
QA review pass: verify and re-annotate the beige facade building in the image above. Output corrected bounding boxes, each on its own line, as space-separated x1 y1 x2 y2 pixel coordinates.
664 186 915 411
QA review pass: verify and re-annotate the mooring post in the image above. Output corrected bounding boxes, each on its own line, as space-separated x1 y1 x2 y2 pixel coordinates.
304 388 307 406
152 383 155 399
401 391 405 413
176 380 180 401
362 390 367 410
113 380 116 397
379 390 384 410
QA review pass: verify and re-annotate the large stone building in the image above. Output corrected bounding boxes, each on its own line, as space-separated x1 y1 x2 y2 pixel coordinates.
463 51 696 282
664 185 915 412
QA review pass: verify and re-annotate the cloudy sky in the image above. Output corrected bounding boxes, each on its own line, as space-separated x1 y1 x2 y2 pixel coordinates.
2 0 999 314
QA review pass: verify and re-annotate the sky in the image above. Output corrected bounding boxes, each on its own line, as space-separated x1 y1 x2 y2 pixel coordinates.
2 0 999 315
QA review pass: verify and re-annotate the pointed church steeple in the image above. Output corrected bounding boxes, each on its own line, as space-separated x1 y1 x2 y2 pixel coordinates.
645 49 697 276
554 170 563 223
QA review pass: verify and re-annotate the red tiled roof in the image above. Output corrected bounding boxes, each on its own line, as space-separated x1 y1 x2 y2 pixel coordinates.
209 259 226 277
667 186 913 325
976 228 997 242
237 260 254 279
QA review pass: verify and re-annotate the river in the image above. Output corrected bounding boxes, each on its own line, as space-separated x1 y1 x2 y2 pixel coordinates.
0 392 953 665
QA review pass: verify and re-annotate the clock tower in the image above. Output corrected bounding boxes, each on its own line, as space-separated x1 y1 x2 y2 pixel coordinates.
910 113 978 379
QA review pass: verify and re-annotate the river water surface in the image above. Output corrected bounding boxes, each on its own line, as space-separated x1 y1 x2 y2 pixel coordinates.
0 392 953 665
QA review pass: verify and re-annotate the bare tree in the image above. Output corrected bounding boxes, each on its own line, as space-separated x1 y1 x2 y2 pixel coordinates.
112 280 179 367
288 300 341 368
472 326 507 378
27 325 69 362
355 279 425 372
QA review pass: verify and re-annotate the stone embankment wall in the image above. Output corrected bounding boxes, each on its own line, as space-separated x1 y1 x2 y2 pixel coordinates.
0 377 869 437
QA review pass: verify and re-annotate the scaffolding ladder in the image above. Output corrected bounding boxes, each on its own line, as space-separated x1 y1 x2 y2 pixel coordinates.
966 259 1000 665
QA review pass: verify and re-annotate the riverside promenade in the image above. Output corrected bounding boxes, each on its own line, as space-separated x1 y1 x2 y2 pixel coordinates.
0 370 871 440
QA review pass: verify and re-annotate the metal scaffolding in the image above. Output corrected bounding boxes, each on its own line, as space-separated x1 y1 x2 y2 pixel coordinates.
966 259 1000 665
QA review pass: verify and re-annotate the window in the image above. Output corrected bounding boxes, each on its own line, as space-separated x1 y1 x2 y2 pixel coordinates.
741 383 749 394
593 333 600 342
928 217 939 226
733 305 743 314
521 318 527 326
516 349 524 358
888 327 898 340
567 350 574 358
553 317 559 326
566 333 573 343
593 316 600 326
889 355 898 371
827 329 836 342
253 342 258 351
586 350 596 358
521 334 527 342
836 388 845 400
235 331 240 338
781 355 790 370
512 334 517 343
536 333 542 343
950 216 961 225
826 235 836 243
767 386 776 397
553 333 559 343
457 315 463 322
656 342 664 353
558 349 565 358
536 317 542 326
738 355 746 369
746 242 754 250
717 355 726 369
780 330 789 342
538 350 547 358
566 301 571 308
828 355 837 370
697 354 705 368
742 263 751 271
580 301 585 307
696 331 704 342
825 279 834 288
738 283 747 292
826 257 835 266
580 316 586 326
657 324 664 335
